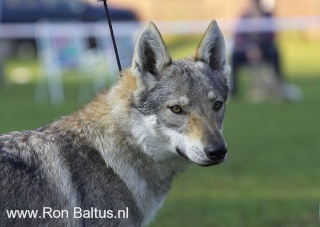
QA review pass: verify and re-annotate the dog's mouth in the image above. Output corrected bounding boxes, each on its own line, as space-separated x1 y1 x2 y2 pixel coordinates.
175 147 225 166
176 147 190 161
198 159 225 167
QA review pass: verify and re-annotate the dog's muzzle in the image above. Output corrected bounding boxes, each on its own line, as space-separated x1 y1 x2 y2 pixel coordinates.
176 145 227 167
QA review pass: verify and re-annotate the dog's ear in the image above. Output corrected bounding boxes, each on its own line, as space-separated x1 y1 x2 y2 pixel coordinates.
132 22 171 84
195 20 228 71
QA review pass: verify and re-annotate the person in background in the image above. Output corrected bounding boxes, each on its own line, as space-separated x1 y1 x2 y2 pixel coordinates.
230 0 282 96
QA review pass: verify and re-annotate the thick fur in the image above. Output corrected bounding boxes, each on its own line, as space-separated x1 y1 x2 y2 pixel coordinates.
0 21 230 227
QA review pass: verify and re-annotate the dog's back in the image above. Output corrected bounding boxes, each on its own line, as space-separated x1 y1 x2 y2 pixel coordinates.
0 127 141 226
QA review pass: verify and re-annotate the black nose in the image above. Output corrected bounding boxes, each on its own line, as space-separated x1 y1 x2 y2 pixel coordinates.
204 144 227 160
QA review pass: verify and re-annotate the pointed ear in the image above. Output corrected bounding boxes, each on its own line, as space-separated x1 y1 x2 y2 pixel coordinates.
195 20 228 71
132 22 171 82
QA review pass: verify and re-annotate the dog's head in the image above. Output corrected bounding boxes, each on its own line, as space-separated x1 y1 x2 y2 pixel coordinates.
130 21 230 166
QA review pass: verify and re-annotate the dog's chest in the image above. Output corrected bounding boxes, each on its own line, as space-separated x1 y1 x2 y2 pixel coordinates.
138 189 167 227
115 162 171 226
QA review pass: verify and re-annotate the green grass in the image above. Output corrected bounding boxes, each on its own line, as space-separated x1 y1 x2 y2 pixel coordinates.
0 32 320 226
0 83 81 132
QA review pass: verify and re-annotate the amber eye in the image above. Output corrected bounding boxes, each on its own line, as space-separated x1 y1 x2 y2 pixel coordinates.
170 106 183 114
213 101 223 110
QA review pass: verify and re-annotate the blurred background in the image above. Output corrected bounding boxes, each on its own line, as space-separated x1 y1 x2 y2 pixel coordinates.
0 0 319 226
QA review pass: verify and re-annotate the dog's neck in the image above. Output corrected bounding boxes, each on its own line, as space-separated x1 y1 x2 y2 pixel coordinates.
56 71 189 226
101 72 189 226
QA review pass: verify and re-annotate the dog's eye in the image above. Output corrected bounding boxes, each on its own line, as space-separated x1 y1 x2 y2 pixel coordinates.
170 106 183 114
213 101 223 110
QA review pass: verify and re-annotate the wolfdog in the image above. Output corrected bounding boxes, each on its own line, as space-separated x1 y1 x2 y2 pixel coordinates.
0 20 230 226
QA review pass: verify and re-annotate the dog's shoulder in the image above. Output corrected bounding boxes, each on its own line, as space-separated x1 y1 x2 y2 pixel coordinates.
0 130 65 214
0 131 45 171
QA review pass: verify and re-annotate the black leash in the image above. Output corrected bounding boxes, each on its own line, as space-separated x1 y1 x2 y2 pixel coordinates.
97 0 122 72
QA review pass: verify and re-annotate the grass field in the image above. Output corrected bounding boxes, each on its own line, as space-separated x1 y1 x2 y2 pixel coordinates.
0 32 319 226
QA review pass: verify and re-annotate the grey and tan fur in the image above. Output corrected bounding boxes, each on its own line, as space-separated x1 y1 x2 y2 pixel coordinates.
0 21 230 227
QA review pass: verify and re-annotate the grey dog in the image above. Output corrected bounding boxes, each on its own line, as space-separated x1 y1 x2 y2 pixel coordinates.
0 20 230 226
